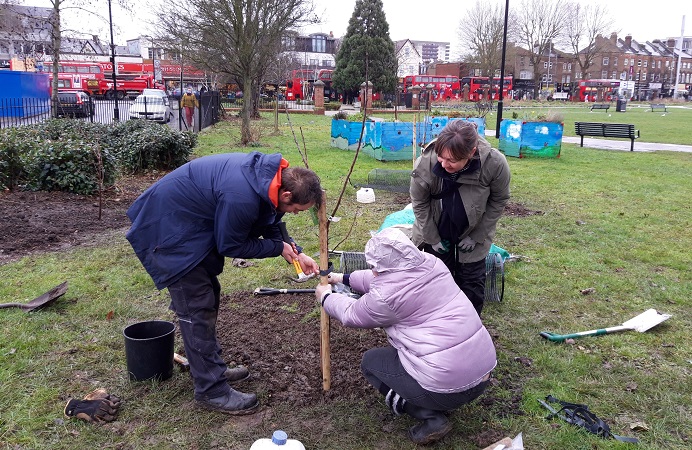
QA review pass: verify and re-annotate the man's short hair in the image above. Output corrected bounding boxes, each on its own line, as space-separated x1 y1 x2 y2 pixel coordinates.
281 167 323 209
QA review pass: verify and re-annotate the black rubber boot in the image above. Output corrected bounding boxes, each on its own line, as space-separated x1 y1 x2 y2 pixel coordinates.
223 366 250 384
403 403 453 445
195 388 259 415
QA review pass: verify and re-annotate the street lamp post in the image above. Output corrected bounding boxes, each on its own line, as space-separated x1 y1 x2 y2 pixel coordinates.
107 0 119 121
495 0 510 139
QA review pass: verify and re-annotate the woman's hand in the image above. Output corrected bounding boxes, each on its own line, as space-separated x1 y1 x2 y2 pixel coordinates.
327 272 344 284
315 283 332 304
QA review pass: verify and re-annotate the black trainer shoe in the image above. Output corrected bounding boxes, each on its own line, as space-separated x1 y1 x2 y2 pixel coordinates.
195 389 259 415
223 366 250 384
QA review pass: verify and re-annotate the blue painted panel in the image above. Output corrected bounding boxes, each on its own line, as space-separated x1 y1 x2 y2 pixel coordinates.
498 119 562 158
331 116 489 161
0 71 50 117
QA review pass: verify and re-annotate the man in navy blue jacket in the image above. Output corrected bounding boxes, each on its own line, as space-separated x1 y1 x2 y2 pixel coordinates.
126 151 322 415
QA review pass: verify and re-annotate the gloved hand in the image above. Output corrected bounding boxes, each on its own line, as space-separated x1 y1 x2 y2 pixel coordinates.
458 236 477 253
315 283 333 305
327 272 344 284
432 240 450 254
64 389 121 423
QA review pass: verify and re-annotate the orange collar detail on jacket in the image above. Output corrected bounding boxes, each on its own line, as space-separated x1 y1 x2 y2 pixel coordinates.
268 158 290 207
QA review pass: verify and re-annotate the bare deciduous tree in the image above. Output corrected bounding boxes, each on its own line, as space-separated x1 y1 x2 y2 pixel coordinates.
515 0 567 97
457 0 514 78
563 2 614 81
154 0 315 145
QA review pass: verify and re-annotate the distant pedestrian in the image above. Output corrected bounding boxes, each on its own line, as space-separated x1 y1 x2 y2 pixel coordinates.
180 87 199 129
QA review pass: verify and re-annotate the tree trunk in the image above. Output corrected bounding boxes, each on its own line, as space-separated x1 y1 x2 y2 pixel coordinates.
240 75 253 144
51 0 62 117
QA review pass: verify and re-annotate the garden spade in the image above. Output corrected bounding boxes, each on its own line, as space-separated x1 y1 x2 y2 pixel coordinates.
540 309 671 342
0 281 68 313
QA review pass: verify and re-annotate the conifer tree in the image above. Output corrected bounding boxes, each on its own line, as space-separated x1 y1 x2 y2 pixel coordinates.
332 0 398 102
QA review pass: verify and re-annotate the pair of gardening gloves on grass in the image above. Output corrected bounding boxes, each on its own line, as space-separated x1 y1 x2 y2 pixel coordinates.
64 388 121 423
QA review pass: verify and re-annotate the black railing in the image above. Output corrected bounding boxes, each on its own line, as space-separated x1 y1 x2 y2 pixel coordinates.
1 91 222 131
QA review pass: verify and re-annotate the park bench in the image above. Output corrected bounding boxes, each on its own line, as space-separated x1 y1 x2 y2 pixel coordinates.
649 103 667 112
590 103 610 112
574 122 640 151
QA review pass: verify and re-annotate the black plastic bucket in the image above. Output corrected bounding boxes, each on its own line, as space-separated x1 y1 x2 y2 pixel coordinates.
123 320 175 381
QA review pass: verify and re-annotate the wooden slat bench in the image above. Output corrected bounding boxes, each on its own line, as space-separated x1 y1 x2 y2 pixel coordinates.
649 103 667 112
590 103 611 112
574 122 640 151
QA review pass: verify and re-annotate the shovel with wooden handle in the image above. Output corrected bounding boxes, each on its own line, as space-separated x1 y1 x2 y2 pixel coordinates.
0 281 68 313
540 309 671 342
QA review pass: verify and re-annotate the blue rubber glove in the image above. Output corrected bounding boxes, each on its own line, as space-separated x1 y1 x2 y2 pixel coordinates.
458 236 477 253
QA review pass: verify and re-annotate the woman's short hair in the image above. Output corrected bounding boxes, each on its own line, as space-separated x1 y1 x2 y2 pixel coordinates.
433 120 479 160
281 167 323 209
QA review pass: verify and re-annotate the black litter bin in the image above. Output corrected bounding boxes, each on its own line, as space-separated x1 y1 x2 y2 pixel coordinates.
616 98 627 112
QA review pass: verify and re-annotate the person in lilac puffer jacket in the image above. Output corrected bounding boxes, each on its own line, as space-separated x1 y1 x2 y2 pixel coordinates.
315 227 496 445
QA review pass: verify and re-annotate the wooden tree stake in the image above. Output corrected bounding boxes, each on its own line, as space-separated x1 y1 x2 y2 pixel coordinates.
318 190 331 390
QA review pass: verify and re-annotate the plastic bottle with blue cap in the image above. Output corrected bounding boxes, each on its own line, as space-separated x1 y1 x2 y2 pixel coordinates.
249 430 305 449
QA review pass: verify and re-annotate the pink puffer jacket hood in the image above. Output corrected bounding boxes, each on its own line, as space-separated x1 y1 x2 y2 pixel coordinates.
365 228 425 273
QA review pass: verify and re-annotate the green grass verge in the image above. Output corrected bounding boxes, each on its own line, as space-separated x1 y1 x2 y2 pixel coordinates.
0 111 690 449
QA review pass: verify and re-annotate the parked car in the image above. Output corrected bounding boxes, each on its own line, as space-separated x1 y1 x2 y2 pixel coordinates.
142 88 168 99
129 95 172 123
55 91 94 118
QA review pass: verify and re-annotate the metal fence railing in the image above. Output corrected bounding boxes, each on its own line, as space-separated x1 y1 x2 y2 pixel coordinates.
0 91 222 131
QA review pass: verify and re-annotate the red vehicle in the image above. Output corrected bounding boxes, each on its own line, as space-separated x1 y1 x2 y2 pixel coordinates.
459 76 513 101
46 61 104 93
402 75 461 101
46 61 164 98
577 79 620 102
284 69 317 101
317 69 336 100
83 75 164 99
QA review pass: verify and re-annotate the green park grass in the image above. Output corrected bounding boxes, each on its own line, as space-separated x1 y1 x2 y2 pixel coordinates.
0 107 690 449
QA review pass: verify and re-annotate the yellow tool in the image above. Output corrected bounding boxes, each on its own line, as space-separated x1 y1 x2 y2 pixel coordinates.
278 222 313 282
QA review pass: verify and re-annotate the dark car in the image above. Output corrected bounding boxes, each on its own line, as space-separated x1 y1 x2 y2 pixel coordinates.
55 91 94 118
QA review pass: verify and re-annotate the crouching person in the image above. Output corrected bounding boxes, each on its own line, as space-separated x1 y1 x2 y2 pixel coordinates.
316 227 496 444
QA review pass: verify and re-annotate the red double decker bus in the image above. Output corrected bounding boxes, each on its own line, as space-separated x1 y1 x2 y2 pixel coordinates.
576 79 620 102
402 75 461 101
459 76 513 102
317 69 336 100
284 69 317 101
43 61 105 92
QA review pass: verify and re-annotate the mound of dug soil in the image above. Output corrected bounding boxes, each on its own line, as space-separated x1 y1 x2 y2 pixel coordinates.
216 291 388 406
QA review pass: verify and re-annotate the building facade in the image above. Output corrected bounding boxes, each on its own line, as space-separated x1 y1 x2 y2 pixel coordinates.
394 39 421 78
509 33 692 100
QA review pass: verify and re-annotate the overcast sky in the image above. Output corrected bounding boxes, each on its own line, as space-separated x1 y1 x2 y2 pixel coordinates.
24 0 692 54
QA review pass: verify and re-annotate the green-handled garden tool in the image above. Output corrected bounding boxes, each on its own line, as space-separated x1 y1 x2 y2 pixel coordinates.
540 308 671 342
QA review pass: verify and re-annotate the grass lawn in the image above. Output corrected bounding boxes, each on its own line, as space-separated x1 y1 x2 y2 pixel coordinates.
0 109 690 449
